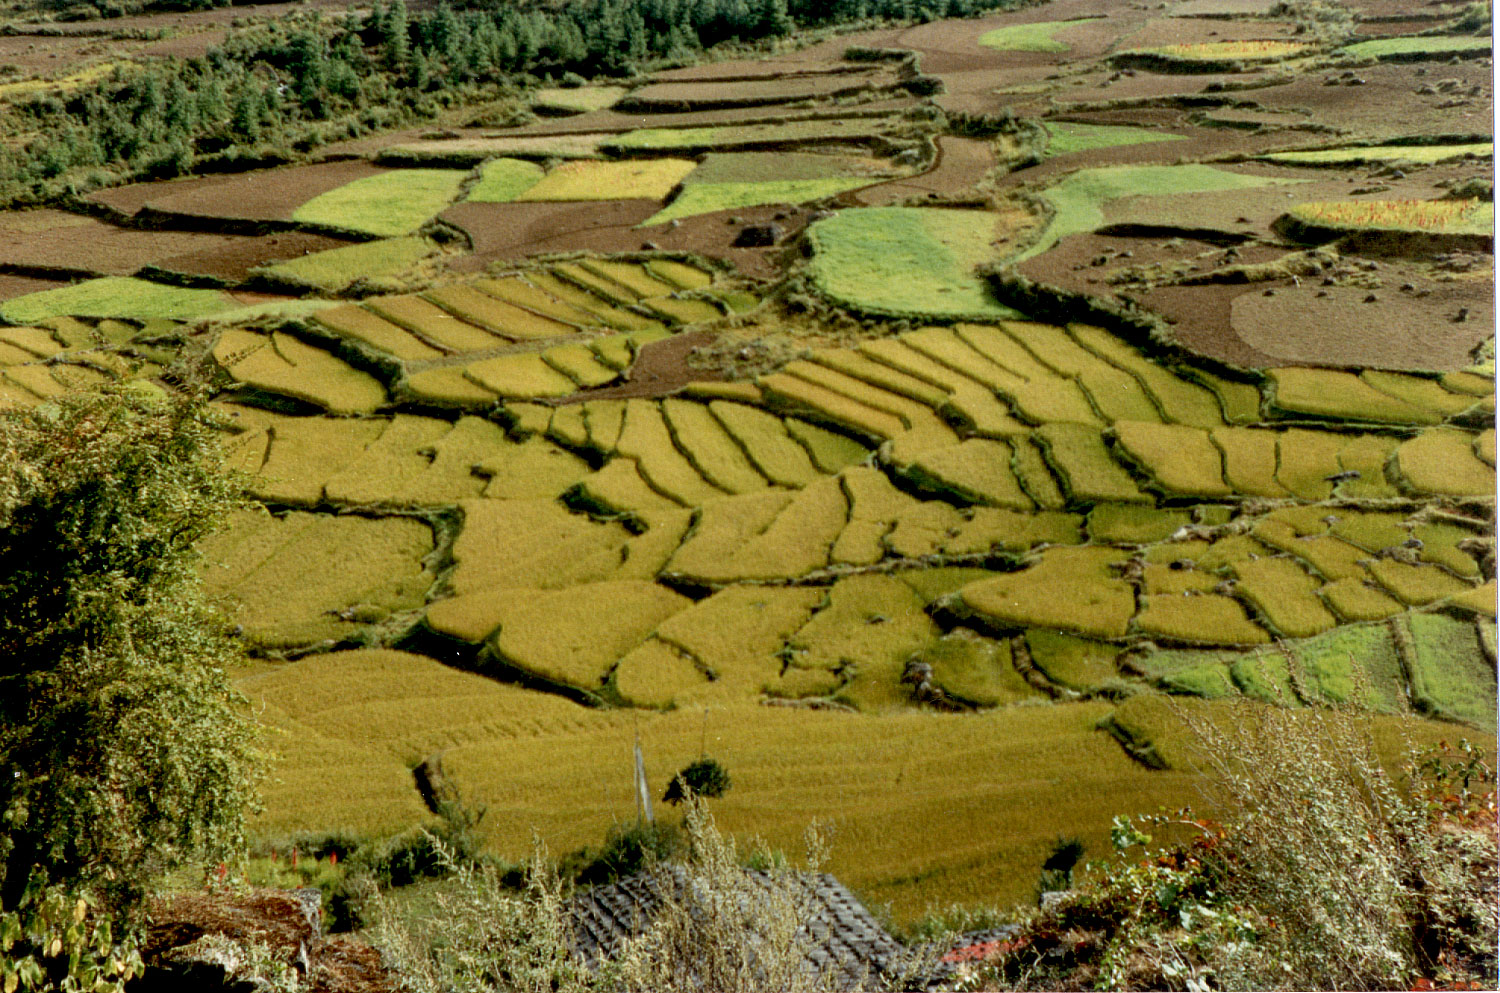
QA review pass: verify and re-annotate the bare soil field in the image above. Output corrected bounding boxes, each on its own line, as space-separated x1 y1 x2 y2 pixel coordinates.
0 215 269 278
440 199 787 280
88 160 394 223
1248 61 1493 138
0 272 63 302
856 135 997 203
621 70 900 111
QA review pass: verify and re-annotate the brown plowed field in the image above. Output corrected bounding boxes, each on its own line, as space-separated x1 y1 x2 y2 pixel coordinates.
560 330 722 401
856 136 996 204
1113 15 1300 50
1247 61 1493 138
1228 268 1495 370
0 273 65 303
0 35 113 73
647 59 865 83
87 160 392 221
488 98 923 140
153 231 355 283
440 199 786 280
622 71 898 110
0 211 286 278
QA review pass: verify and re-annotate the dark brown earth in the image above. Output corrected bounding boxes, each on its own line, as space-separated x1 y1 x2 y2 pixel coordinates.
0 210 350 281
88 160 392 222
561 329 723 402
441 199 789 281
0 272 64 303
857 135 996 203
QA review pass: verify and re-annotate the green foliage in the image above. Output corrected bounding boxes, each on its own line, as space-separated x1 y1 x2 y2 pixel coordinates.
807 207 1027 319
0 389 260 988
663 758 732 805
562 822 686 886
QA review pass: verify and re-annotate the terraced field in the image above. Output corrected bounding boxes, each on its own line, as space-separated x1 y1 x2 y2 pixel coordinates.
0 0 1492 926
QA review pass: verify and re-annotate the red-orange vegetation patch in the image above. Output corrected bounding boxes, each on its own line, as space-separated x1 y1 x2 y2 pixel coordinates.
88 160 392 222
441 199 788 280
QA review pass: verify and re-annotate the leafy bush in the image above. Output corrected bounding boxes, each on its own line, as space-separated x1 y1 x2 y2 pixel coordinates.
663 758 732 805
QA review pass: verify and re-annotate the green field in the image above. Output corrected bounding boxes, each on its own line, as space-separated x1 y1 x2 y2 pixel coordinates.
255 237 438 293
1259 142 1493 166
0 277 236 324
1043 122 1188 157
518 158 698 201
292 169 468 237
978 18 1096 52
807 207 1027 319
1339 35 1491 60
532 84 628 113
465 158 545 202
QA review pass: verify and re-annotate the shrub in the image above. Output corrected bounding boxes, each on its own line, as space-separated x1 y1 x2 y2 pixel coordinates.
663 758 732 805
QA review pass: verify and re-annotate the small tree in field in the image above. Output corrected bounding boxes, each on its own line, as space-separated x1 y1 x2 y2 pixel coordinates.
0 388 260 992
662 758 731 806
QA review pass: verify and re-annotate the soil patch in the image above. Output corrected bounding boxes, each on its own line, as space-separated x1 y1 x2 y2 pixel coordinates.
1229 267 1494 370
0 272 64 303
857 135 997 204
647 59 862 83
87 160 392 222
440 199 787 280
0 212 280 278
154 231 354 283
562 329 723 401
622 70 898 111
1114 15 1300 50
1248 60 1492 139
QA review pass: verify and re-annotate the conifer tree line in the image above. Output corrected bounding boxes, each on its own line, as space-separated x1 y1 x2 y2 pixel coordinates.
0 0 1024 206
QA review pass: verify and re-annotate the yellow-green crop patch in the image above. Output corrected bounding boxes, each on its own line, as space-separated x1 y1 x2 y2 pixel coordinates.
1231 556 1338 638
1288 199 1493 236
462 353 579 398
256 237 437 293
403 366 499 408
685 477 847 582
760 371 907 440
292 168 467 237
1113 421 1231 497
213 329 386 415
1043 121 1188 157
1129 39 1311 61
661 398 770 494
424 284 580 341
532 85 628 114
448 498 639 593
476 581 690 696
200 509 435 649
366 295 511 353
1034 422 1148 505
786 574 937 711
899 439 1035 510
313 305 443 362
542 343 622 388
518 159 698 202
1259 142 1493 167
1026 629 1121 691
1395 428 1495 496
1135 594 1271 645
1068 324 1224 429
959 546 1135 638
466 158 546 203
918 630 1042 707
616 399 727 506
1008 322 1163 424
474 276 599 326
1268 367 1447 425
1088 503 1192 544
710 401 837 488
808 208 1027 320
0 276 235 324
1274 428 1344 501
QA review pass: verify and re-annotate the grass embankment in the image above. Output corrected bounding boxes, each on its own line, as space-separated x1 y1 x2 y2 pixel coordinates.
1043 122 1187 157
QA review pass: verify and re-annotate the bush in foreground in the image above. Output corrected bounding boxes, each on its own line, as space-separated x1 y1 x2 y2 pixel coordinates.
968 704 1498 991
